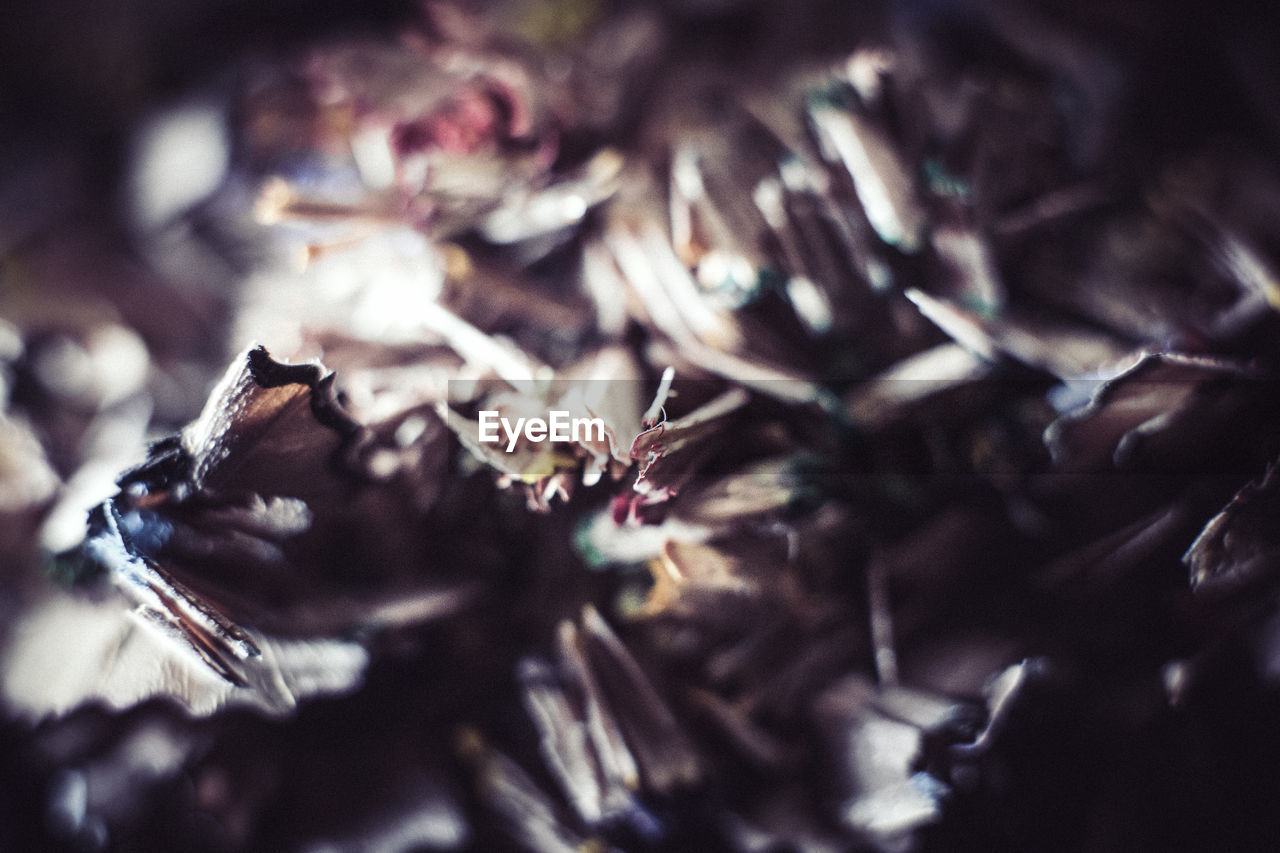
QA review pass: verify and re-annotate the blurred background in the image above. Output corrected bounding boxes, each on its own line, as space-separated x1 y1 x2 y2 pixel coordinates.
5 1 1280 851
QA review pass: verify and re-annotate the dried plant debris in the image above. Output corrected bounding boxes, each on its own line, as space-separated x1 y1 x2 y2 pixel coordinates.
3 347 481 717
7 1 1280 851
1185 462 1280 596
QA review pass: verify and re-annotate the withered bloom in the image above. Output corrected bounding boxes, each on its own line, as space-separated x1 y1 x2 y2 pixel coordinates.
5 1 1280 851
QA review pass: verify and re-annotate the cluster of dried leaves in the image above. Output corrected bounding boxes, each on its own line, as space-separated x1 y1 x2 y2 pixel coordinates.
5 1 1280 850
